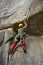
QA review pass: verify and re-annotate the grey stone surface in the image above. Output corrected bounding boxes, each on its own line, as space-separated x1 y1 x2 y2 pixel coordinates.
0 29 43 65
0 0 43 64
0 31 5 46
1 35 43 65
7 36 43 65
0 32 5 65
0 0 43 35
0 0 43 29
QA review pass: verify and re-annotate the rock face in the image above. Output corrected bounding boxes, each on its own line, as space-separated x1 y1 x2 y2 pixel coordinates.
0 31 43 65
27 11 43 35
0 0 43 30
0 32 5 65
9 37 43 65
0 0 43 65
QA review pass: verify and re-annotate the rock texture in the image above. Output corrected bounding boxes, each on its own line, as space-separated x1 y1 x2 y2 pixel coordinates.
0 31 43 65
0 0 43 30
0 0 43 65
9 36 43 65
